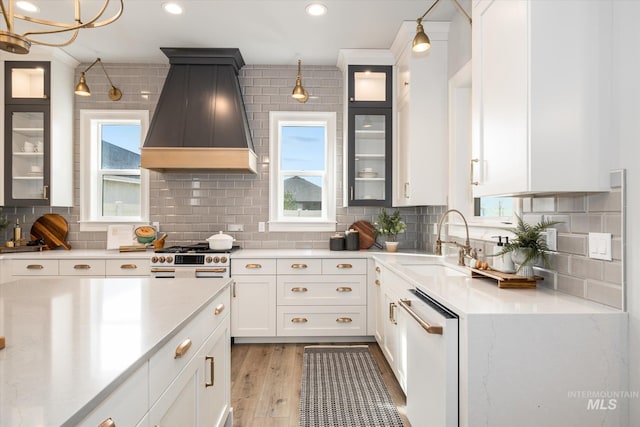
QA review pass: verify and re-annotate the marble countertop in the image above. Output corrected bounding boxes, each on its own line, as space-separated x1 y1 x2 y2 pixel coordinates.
0 277 231 427
231 248 381 258
372 254 622 316
0 249 156 260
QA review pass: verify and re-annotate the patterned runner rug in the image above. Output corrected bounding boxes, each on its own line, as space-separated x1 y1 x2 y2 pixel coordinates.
299 346 404 427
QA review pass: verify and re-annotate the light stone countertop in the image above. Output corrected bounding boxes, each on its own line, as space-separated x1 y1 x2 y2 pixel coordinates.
0 249 156 260
0 277 231 427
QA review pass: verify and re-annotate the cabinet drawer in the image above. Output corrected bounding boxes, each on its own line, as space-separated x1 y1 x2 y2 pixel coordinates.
149 287 230 406
277 275 366 306
59 259 106 276
277 258 322 275
321 258 367 274
11 259 59 276
76 362 148 427
106 259 151 276
231 258 276 275
277 305 367 336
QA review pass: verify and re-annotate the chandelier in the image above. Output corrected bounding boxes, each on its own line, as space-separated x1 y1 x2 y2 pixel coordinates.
0 0 123 54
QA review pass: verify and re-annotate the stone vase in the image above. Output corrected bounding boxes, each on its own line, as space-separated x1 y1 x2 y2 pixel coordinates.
385 241 399 252
511 248 538 277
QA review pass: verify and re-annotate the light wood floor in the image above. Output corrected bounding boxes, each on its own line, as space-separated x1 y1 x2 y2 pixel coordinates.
230 342 409 427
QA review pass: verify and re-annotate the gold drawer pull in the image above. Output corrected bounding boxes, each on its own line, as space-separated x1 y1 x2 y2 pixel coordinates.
98 418 116 427
26 264 44 270
174 338 192 359
291 263 308 269
74 264 91 270
336 287 352 292
291 287 308 293
337 263 353 269
205 355 215 387
120 264 137 269
375 266 381 273
214 303 225 315
375 279 381 286
291 317 308 323
336 317 353 323
245 263 262 269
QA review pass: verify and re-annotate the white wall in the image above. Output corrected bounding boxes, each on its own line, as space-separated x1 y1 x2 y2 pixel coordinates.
447 0 472 77
613 1 640 424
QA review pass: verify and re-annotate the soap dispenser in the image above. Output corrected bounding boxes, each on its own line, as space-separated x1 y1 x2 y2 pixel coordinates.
491 236 505 271
502 236 515 273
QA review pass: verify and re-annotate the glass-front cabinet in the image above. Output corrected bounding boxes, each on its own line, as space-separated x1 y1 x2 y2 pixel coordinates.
4 61 51 206
347 65 392 206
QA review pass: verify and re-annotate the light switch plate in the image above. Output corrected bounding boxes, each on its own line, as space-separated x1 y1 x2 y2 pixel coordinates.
541 229 557 251
228 224 243 232
588 232 612 261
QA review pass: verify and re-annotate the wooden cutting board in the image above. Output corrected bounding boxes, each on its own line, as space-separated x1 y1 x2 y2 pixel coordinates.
349 220 378 249
30 214 72 250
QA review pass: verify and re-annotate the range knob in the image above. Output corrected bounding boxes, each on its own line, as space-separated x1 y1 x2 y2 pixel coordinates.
159 256 166 263
151 256 158 263
213 256 220 263
166 256 173 263
220 256 228 263
206 256 213 263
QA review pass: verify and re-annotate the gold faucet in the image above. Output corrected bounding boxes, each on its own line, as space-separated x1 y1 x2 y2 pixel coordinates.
435 209 473 265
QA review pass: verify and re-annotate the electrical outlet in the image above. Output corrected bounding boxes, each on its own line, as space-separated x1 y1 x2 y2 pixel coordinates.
542 228 557 251
228 224 243 232
258 222 266 232
588 232 612 261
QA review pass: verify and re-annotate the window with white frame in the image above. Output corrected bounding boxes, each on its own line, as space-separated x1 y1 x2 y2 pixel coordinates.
80 110 149 231
269 111 336 232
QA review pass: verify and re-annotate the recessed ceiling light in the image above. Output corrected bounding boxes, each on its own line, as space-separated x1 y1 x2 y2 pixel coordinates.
306 3 327 17
162 2 183 15
16 1 39 13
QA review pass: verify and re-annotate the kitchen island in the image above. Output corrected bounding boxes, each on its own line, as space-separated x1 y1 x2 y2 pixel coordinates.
0 277 231 427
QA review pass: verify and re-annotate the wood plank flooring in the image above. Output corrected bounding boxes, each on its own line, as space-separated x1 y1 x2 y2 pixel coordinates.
230 342 409 427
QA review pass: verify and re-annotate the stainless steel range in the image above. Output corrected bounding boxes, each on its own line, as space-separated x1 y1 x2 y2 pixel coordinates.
150 243 239 278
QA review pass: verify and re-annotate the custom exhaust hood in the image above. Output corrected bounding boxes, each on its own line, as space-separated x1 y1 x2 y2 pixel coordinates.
141 48 257 173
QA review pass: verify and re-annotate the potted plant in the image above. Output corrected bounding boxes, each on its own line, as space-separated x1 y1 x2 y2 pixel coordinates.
496 214 562 277
374 209 407 252
0 209 8 236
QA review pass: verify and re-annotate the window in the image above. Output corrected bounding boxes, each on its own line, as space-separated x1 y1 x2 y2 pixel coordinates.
80 110 149 231
269 111 336 232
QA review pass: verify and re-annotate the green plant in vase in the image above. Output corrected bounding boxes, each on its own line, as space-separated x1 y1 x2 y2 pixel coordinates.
0 208 8 235
496 214 562 277
374 209 407 252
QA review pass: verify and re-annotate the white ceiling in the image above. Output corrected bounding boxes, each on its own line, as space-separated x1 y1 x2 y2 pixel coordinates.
11 0 458 65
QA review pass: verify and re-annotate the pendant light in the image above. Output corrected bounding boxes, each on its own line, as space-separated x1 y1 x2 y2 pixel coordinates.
412 0 472 53
291 59 309 103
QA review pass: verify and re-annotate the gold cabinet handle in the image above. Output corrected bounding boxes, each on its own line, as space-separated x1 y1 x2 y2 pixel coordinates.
120 264 137 269
214 303 225 315
74 264 91 270
291 263 308 269
26 264 44 270
398 299 443 335
232 281 236 298
389 302 397 324
245 263 262 269
98 418 115 427
336 317 353 323
336 287 352 292
470 158 479 186
291 287 308 293
375 266 381 273
205 355 215 388
291 317 308 323
375 279 381 286
42 185 48 200
174 338 192 359
336 263 353 269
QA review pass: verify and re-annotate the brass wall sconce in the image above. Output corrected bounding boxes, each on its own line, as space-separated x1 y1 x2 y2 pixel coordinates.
75 58 122 101
413 0 472 53
291 59 308 103
0 0 123 54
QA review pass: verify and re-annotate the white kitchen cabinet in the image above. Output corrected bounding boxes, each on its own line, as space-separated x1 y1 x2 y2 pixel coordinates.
8 256 151 280
230 258 277 337
472 0 613 196
59 259 106 277
11 258 58 277
391 21 449 207
105 258 150 276
372 265 384 343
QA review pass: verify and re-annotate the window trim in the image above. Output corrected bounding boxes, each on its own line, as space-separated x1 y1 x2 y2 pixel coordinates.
268 111 337 232
79 109 150 232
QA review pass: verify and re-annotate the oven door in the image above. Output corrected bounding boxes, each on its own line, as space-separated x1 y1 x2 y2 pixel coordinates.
399 289 458 427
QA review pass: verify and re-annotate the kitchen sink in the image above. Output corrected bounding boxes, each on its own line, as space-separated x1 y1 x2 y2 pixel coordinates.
399 263 468 277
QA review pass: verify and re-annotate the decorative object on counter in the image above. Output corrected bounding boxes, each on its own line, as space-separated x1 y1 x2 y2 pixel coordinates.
0 244 46 253
470 267 541 289
0 208 8 235
329 233 346 251
374 208 406 252
30 214 71 250
412 0 472 53
13 218 21 243
345 229 360 251
134 226 157 244
488 236 516 273
494 214 562 277
0 0 123 54
300 346 403 427
153 233 167 250
0 336 4 350
291 59 309 103
207 231 235 250
349 220 379 249
75 58 123 100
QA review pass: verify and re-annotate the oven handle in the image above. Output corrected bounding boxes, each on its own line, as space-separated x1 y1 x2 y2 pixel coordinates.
151 268 176 273
398 299 443 335
196 268 228 273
